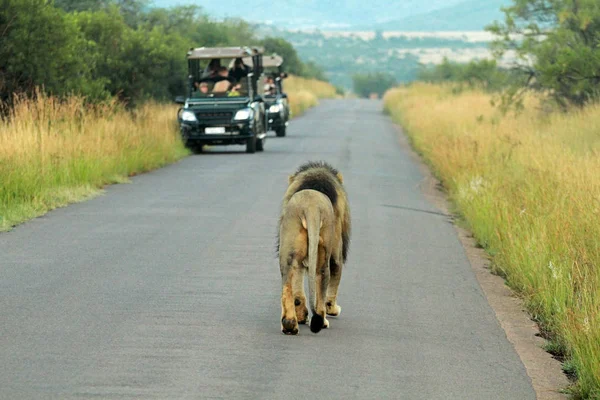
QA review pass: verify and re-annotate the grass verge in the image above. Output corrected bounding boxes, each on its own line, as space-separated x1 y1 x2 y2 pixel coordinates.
383 83 600 399
286 75 339 117
0 91 188 232
0 77 337 232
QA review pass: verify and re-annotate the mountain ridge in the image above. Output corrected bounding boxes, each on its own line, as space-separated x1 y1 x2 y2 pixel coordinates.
365 0 509 31
149 1 510 32
149 0 487 30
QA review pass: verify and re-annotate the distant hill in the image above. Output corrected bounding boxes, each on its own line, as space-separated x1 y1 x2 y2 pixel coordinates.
150 0 470 30
367 0 509 31
150 0 510 31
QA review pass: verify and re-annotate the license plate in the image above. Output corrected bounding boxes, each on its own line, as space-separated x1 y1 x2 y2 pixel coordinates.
205 127 226 134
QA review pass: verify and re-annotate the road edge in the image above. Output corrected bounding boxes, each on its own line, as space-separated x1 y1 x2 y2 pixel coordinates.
392 123 571 400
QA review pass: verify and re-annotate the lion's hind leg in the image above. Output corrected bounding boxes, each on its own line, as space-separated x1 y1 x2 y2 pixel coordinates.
326 254 343 317
309 242 332 333
280 260 300 335
292 266 309 324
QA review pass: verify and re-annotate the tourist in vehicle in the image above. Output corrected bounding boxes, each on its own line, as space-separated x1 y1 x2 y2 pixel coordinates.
212 67 235 92
202 58 221 79
199 82 209 94
229 58 251 82
264 76 276 95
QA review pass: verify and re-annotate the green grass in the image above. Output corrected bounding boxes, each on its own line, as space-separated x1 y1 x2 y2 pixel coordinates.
0 77 335 232
0 92 189 231
383 83 600 399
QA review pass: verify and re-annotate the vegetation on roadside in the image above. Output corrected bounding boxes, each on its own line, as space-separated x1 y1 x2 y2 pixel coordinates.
0 74 335 231
0 90 187 231
0 0 329 107
0 0 335 231
285 75 339 116
352 72 398 98
486 0 600 110
383 83 600 399
416 58 527 93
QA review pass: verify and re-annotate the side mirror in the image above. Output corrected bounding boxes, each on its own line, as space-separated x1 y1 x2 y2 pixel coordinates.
174 96 186 105
280 72 288 79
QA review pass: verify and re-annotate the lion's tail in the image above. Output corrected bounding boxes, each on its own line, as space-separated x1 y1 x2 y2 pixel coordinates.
303 207 324 333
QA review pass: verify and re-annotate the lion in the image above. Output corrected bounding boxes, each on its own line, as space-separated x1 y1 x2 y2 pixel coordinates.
276 161 351 335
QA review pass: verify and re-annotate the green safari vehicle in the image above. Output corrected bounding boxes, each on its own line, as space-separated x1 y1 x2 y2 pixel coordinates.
174 46 268 154
243 53 291 137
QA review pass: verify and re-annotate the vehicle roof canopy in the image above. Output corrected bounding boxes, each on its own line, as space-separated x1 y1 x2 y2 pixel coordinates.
187 46 263 60
241 53 283 68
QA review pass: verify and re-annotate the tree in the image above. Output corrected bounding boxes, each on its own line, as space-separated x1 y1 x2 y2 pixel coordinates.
261 37 304 76
352 72 397 98
417 58 523 92
486 0 600 109
302 61 328 81
53 0 112 12
73 6 189 104
0 0 97 101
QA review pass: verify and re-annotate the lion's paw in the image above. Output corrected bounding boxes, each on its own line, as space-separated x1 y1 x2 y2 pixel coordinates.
326 303 341 317
281 318 299 335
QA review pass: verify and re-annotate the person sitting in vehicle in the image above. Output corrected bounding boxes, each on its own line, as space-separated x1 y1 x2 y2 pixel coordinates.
198 82 209 94
191 81 210 97
212 66 234 93
202 58 221 79
264 76 276 95
229 58 251 82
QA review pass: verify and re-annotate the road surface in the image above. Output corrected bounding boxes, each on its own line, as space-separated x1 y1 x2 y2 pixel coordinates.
0 99 535 399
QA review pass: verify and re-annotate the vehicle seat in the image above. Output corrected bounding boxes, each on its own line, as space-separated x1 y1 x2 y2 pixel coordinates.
212 80 231 93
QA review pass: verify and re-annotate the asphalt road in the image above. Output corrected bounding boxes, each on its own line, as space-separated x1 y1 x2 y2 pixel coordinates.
0 99 535 399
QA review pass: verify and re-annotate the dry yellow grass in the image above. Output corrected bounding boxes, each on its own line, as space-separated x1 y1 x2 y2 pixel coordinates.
0 91 188 231
0 76 336 232
286 75 338 117
384 83 600 399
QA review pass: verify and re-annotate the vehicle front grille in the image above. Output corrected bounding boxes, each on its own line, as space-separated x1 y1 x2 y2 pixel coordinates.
195 111 233 125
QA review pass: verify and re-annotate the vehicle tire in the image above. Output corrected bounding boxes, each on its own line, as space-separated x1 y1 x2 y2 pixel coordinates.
246 136 256 153
275 125 286 137
257 136 265 152
190 143 204 154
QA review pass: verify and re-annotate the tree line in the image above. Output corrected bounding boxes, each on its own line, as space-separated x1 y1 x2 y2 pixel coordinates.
0 0 327 106
417 0 600 110
416 58 528 93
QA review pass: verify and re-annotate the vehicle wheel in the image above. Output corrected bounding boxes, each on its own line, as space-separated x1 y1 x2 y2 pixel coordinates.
189 143 204 154
276 125 286 137
257 136 265 152
246 136 256 153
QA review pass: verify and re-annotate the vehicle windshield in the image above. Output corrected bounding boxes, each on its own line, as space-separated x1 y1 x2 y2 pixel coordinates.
191 76 251 99
189 57 253 98
263 74 280 98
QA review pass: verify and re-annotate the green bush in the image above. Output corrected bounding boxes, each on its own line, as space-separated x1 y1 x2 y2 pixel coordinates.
487 0 600 109
0 0 329 106
416 58 525 92
352 72 397 98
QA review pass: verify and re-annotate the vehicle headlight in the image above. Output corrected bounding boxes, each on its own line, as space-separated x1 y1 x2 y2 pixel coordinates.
181 110 197 122
234 108 253 121
269 104 281 113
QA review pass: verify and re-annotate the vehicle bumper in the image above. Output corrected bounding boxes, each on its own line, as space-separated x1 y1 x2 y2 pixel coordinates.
179 122 262 145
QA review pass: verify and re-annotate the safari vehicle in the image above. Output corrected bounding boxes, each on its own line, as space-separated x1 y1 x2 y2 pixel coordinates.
243 53 290 137
174 46 267 154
